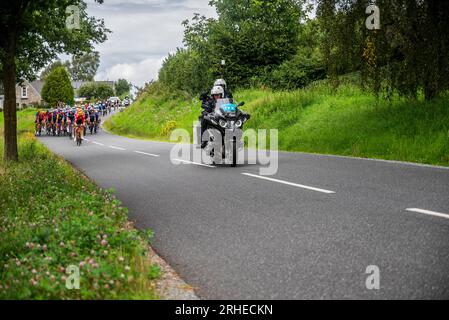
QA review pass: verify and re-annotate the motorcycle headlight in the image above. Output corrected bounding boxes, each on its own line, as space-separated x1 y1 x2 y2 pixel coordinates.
219 120 227 128
235 120 243 128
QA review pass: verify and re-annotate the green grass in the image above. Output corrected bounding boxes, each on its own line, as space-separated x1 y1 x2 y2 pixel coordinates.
105 82 449 166
0 110 160 299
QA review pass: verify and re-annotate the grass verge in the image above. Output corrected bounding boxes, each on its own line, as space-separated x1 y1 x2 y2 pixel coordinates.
0 110 160 299
105 82 449 166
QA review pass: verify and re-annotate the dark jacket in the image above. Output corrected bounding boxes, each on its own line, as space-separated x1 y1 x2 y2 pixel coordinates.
201 98 216 114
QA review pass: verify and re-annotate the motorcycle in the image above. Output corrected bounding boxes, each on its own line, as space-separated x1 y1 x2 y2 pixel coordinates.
198 98 250 167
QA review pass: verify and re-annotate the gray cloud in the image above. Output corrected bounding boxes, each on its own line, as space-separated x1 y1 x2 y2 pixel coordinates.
85 0 216 86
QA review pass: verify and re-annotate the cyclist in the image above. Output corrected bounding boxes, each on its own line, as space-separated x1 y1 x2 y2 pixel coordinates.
56 109 65 135
87 107 97 134
45 109 53 134
67 108 76 138
35 110 45 136
74 108 86 141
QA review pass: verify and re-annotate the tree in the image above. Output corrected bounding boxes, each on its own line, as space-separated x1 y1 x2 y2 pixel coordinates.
115 78 131 97
68 51 100 81
181 0 307 88
41 66 74 106
78 82 114 100
316 0 449 100
39 60 70 80
77 82 95 99
94 83 114 99
159 48 211 94
0 0 109 161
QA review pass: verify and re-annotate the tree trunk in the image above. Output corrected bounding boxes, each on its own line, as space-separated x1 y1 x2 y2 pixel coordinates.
2 47 18 162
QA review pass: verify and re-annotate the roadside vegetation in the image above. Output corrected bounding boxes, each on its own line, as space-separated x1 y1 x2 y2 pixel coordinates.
106 0 449 167
0 110 160 299
106 79 449 167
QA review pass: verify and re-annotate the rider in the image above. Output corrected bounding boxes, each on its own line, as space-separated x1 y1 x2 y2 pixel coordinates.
203 86 224 111
35 110 45 134
88 107 97 132
74 108 86 140
45 109 52 132
51 108 58 125
56 108 65 132
67 108 75 136
67 108 75 123
123 96 130 107
199 85 225 148
213 79 233 99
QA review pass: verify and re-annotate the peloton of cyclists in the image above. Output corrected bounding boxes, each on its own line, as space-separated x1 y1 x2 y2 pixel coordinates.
34 96 120 144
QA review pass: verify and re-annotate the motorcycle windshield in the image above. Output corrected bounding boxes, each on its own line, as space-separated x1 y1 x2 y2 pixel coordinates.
216 98 237 113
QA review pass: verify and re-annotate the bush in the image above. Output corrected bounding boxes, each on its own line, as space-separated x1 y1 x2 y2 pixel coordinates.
78 82 114 100
115 79 131 97
41 67 74 106
267 51 326 90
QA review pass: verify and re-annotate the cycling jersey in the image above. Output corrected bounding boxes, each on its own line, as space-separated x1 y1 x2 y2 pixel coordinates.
68 113 75 122
56 113 64 123
75 113 85 125
36 112 44 122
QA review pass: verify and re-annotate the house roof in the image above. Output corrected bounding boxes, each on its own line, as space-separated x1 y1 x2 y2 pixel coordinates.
17 80 115 98
29 80 45 95
72 80 114 90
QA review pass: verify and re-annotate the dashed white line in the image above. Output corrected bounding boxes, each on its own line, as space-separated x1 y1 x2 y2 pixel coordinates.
241 173 336 194
172 159 216 168
93 141 104 146
109 146 126 151
406 208 449 220
134 151 160 157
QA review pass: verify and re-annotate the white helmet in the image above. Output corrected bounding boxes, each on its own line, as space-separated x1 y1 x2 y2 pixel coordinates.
211 85 224 96
214 79 227 88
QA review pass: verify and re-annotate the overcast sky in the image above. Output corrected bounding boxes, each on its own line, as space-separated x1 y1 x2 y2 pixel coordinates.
85 0 217 87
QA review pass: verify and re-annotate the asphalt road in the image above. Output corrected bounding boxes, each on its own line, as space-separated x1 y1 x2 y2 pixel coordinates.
39 115 449 299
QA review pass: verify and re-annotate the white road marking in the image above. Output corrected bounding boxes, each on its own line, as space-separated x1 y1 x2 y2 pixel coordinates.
93 141 104 146
83 138 89 141
241 173 336 194
172 159 216 168
406 208 449 220
134 151 160 157
109 146 126 151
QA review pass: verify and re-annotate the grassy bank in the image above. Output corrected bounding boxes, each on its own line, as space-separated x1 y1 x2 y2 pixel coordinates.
0 110 160 299
105 82 449 166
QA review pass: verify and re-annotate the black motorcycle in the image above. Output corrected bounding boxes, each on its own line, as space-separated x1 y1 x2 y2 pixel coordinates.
200 98 250 167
